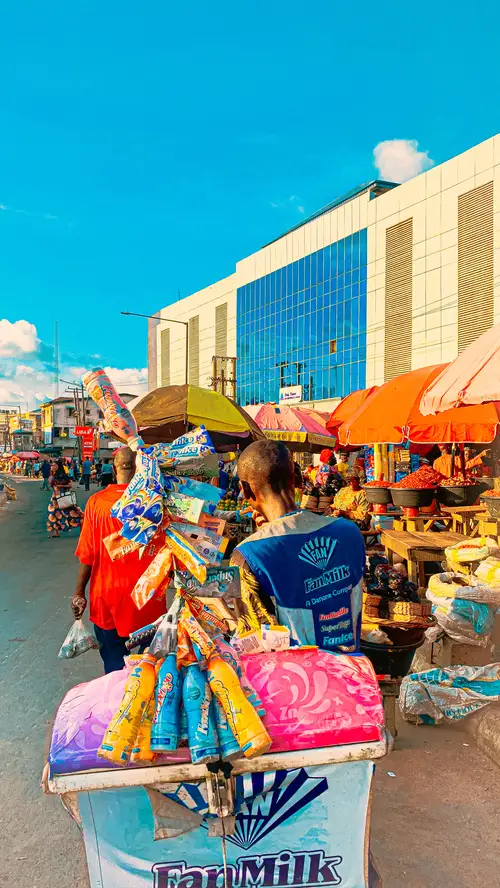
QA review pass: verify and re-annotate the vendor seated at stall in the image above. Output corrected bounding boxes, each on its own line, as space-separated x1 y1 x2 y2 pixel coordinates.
230 440 365 653
331 469 370 531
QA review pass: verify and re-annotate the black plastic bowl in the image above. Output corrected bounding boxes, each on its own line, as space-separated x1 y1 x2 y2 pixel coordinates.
437 484 481 508
363 486 393 506
360 637 425 678
480 493 500 518
389 487 435 509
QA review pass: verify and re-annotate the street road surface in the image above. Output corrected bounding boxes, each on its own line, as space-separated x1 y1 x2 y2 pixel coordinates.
1 479 499 887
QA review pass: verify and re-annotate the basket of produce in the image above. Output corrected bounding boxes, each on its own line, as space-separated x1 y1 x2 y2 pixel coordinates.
389 464 440 509
390 487 435 509
363 480 393 506
480 490 500 518
437 475 481 508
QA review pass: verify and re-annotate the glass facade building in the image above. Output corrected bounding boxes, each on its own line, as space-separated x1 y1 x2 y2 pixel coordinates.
237 229 367 405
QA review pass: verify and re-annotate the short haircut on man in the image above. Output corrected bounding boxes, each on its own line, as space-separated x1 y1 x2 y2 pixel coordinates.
237 440 294 493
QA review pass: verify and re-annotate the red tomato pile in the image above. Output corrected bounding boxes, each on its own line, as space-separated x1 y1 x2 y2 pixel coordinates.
364 480 392 488
392 465 444 489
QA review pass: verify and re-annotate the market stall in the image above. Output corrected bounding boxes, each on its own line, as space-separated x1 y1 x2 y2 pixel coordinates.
128 384 264 449
243 402 336 453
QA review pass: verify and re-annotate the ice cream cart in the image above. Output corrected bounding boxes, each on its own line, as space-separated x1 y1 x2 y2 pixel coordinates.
45 649 386 888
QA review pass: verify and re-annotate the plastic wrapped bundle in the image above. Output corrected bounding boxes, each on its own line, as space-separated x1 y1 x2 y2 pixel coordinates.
400 664 500 724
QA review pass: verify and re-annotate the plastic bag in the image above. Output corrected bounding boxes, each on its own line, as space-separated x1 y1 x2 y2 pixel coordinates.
400 664 500 724
426 591 494 645
58 619 99 659
428 571 500 606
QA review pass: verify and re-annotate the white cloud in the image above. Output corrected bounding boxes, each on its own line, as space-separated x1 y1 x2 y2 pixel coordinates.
103 366 148 392
373 139 434 183
0 319 38 357
271 195 306 215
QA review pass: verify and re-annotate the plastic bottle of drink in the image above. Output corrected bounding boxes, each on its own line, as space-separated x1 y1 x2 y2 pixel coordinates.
83 368 144 451
207 654 271 759
214 634 266 717
130 695 156 764
182 663 219 764
212 697 241 760
99 653 157 765
151 653 183 752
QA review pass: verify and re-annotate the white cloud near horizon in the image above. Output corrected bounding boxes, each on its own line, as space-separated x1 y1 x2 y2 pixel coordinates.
0 317 147 409
373 139 434 183
0 319 38 357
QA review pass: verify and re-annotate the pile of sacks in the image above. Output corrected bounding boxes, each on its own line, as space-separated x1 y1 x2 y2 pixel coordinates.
425 538 500 648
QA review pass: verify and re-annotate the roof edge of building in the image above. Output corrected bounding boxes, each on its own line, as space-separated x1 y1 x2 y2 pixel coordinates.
261 179 399 248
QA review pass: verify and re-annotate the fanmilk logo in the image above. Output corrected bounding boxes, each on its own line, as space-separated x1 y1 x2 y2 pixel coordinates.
298 536 337 571
152 850 343 888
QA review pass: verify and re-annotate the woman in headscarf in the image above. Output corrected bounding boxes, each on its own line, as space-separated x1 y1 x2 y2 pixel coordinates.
331 469 371 531
47 458 84 538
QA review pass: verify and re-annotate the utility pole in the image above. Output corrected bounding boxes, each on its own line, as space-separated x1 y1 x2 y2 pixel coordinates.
54 321 60 398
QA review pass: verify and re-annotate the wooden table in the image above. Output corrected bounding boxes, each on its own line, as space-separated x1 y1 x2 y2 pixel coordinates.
440 505 488 536
391 512 452 533
380 529 466 587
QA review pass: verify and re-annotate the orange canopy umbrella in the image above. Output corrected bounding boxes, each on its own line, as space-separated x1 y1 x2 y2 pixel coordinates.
326 386 379 435
420 322 500 414
338 364 500 446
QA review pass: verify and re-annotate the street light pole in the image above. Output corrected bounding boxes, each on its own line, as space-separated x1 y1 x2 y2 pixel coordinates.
121 311 189 387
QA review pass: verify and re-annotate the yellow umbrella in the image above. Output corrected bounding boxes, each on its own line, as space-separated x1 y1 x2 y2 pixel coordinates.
128 384 264 447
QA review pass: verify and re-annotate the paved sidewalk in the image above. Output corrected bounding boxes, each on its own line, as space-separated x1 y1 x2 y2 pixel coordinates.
1 479 500 887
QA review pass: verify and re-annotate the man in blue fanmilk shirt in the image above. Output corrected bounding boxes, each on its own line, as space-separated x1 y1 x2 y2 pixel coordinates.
230 440 365 652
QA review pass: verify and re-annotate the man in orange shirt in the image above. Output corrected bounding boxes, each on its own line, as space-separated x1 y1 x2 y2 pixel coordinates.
71 447 166 673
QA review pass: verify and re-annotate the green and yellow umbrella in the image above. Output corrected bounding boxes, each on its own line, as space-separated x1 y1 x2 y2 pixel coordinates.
128 384 264 449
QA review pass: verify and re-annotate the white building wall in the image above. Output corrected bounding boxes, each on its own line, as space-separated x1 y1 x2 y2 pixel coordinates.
155 274 236 388
366 134 500 386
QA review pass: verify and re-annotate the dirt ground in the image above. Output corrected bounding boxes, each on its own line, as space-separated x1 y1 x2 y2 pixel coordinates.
1 478 499 887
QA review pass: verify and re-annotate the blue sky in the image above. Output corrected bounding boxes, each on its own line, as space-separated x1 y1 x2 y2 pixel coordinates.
0 0 499 407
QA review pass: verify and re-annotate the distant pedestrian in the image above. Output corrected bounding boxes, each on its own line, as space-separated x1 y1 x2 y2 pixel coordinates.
82 457 92 491
47 459 83 538
33 460 40 478
100 458 114 487
40 459 51 490
25 461 33 478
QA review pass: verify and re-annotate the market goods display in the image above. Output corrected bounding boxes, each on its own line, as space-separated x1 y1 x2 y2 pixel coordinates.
480 489 500 497
363 555 432 627
364 480 392 488
424 538 500 648
439 473 477 487
392 465 443 489
48 646 385 774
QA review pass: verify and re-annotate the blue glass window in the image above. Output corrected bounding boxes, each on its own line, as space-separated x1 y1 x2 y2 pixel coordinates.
236 226 367 404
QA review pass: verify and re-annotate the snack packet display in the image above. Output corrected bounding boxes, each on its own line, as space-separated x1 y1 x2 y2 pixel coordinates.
164 525 209 584
150 426 216 461
160 451 219 478
82 368 144 451
180 611 217 660
112 449 164 546
162 475 223 508
131 545 173 609
58 619 99 659
169 522 227 566
197 513 226 535
180 591 229 634
103 531 141 561
166 491 204 524
173 565 241 600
